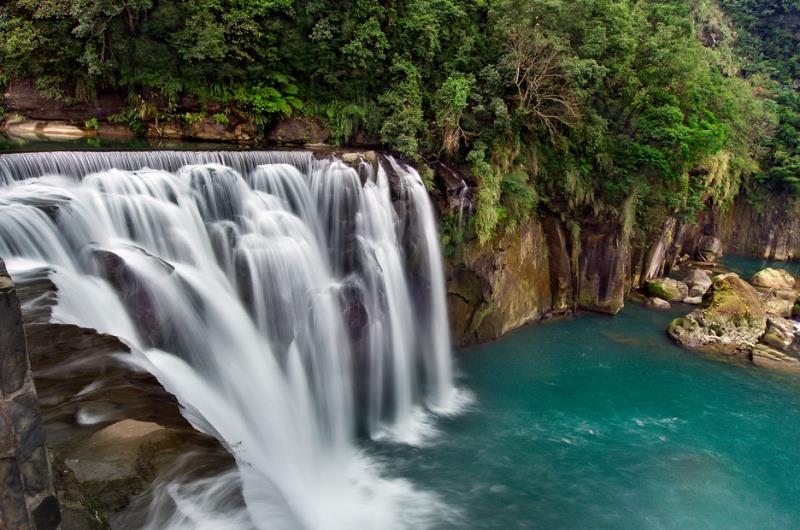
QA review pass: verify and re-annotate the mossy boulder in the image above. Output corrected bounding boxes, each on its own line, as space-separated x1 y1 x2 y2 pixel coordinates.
668 273 767 354
750 268 798 317
762 288 798 318
751 268 796 290
646 278 688 302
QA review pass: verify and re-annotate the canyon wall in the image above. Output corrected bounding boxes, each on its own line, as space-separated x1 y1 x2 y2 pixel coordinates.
444 191 800 347
0 260 60 530
446 213 633 346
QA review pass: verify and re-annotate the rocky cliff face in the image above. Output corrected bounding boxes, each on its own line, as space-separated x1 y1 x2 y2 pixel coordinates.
715 198 800 261
442 178 800 347
446 217 572 345
446 212 638 346
0 260 61 530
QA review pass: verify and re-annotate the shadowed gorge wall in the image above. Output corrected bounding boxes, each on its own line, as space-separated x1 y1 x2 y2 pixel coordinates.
0 259 60 530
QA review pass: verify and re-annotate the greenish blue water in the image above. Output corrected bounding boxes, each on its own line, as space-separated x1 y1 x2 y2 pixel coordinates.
374 302 800 529
720 254 800 279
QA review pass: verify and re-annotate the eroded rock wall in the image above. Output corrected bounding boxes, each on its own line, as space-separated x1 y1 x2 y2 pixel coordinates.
715 198 800 261
0 260 60 530
447 214 630 346
444 193 800 347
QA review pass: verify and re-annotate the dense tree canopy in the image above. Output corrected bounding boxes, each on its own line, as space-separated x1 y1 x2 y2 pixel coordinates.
0 0 797 244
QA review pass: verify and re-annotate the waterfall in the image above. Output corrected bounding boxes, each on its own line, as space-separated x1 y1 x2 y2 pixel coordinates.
0 150 463 529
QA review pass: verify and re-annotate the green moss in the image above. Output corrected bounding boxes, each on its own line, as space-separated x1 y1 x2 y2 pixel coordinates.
470 303 496 333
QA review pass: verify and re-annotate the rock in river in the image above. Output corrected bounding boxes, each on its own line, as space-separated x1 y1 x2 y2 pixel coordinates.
751 343 800 372
684 268 713 298
646 278 688 302
751 268 796 290
668 273 766 354
646 297 671 310
761 315 795 350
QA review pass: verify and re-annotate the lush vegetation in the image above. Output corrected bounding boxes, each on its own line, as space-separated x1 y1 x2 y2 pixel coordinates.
0 0 797 244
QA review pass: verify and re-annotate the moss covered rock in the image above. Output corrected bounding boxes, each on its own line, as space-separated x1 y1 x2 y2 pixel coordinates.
646 278 688 302
668 273 766 353
751 268 796 290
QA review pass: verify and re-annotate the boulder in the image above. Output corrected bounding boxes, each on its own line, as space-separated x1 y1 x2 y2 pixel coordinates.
762 289 798 318
646 278 689 302
751 268 796 290
683 296 703 305
341 152 361 165
41 122 85 139
696 235 722 262
668 273 767 353
751 343 800 372
761 315 795 350
646 297 671 310
684 268 713 298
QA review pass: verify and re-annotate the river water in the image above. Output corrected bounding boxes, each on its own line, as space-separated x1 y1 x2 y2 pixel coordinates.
374 300 800 529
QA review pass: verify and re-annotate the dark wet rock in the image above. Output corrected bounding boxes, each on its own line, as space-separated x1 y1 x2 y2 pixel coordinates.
577 216 629 315
695 235 722 262
0 272 30 395
91 248 173 348
33 494 61 530
12 272 235 529
0 458 29 530
266 117 330 145
0 259 61 530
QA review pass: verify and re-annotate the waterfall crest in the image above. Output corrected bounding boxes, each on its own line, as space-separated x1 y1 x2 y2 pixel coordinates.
0 150 463 529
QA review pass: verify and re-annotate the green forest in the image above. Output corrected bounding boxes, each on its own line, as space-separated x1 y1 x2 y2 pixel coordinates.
1 0 798 245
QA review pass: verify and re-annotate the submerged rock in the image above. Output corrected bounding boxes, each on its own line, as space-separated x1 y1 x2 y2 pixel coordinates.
668 273 766 354
646 278 688 302
646 297 671 310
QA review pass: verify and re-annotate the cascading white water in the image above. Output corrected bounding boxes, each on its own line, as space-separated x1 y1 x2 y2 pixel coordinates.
0 150 464 529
